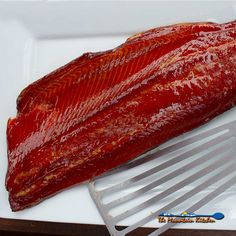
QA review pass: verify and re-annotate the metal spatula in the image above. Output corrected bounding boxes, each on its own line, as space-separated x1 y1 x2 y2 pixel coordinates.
88 120 236 236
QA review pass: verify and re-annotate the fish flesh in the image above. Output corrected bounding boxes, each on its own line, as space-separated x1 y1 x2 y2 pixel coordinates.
6 20 236 211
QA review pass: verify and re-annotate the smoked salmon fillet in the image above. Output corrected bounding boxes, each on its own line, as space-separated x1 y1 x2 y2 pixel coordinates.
6 20 236 211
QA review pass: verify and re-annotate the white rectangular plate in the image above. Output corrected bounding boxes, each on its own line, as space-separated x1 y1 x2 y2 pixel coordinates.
0 0 236 231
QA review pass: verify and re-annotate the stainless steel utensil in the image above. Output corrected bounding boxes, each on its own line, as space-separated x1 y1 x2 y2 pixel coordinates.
89 120 236 236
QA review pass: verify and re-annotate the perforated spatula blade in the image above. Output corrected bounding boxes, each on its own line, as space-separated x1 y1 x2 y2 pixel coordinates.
89 120 236 236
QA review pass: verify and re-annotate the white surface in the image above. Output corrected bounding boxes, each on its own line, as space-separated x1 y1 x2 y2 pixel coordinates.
0 0 236 231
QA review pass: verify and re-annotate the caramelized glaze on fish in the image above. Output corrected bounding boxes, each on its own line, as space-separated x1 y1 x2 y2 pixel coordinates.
6 20 236 211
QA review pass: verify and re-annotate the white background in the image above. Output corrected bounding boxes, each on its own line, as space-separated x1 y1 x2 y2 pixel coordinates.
0 0 236 230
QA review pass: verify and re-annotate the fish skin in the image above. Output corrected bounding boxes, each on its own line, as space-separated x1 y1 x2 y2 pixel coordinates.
6 20 236 211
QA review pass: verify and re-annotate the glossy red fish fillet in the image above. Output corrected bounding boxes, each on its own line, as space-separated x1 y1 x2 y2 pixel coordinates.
17 21 235 116
6 20 236 211
7 21 236 172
